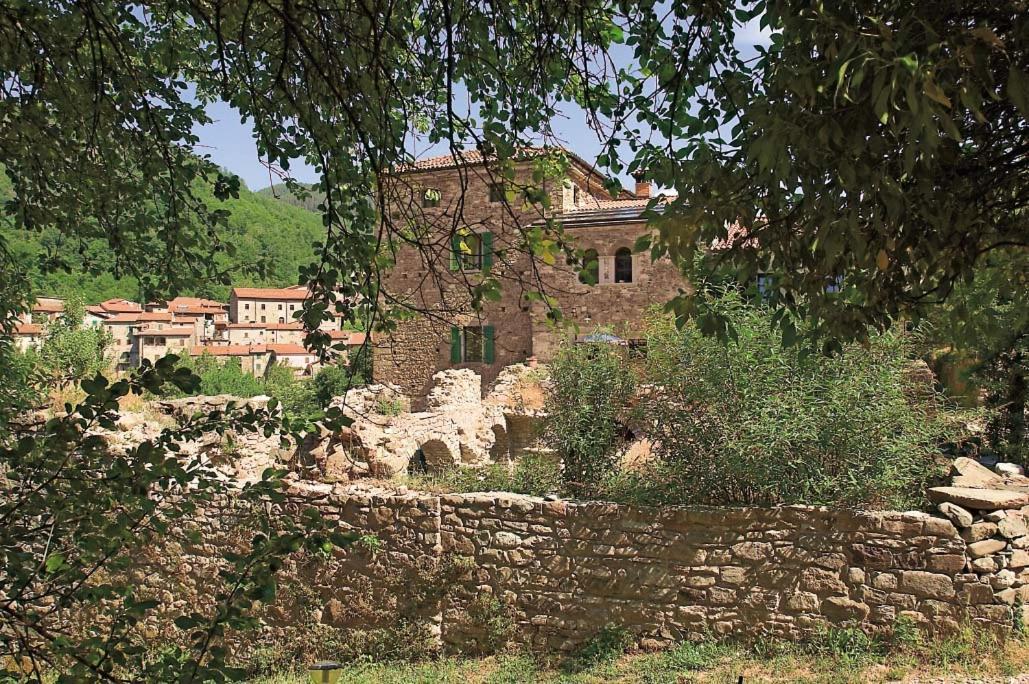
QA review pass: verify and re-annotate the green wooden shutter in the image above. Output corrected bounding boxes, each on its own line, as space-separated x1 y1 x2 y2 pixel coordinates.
481 232 493 272
483 325 495 364
449 232 461 271
450 326 462 363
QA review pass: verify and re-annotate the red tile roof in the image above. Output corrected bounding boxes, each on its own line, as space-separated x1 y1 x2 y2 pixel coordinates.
138 311 173 322
399 147 614 183
138 325 194 337
231 287 310 301
189 344 268 357
102 313 142 324
32 299 64 313
267 322 304 330
328 330 367 345
98 298 142 313
267 343 314 355
14 323 42 335
225 322 267 329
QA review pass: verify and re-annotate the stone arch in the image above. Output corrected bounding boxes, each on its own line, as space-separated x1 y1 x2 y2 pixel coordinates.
420 438 455 472
489 423 510 462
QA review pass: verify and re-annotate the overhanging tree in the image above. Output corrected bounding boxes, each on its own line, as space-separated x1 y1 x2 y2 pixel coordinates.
0 0 1026 679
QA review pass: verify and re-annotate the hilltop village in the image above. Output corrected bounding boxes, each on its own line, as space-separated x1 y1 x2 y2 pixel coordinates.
12 286 365 377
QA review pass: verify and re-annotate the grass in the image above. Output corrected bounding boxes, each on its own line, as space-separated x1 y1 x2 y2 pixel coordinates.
247 625 1029 684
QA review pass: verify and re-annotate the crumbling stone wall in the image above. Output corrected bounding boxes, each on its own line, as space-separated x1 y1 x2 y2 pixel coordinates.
163 483 1021 656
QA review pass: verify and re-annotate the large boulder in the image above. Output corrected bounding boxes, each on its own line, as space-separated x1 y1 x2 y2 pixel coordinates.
928 486 1029 511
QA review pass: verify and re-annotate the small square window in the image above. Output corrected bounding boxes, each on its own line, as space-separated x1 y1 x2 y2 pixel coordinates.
261 303 266 310
278 303 283 310
463 326 484 363
260 316 266 323
245 303 250 310
423 188 441 208
488 183 505 203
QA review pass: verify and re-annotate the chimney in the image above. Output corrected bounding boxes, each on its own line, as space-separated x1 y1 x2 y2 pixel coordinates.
632 170 651 199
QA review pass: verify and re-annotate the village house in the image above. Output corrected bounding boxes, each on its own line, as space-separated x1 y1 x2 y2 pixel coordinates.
187 344 271 376
12 321 42 352
229 286 310 325
371 148 685 403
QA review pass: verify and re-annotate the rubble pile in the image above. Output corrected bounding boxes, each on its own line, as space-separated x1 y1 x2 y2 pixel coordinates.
930 457 1029 599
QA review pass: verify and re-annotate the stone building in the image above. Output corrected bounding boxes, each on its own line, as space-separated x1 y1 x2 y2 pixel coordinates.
188 344 271 376
371 148 685 402
229 286 310 325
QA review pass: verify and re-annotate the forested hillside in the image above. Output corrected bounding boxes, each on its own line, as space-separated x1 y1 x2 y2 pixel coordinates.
256 183 321 212
0 172 325 302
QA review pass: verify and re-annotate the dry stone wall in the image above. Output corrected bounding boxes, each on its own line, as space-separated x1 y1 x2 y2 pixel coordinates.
165 482 1022 657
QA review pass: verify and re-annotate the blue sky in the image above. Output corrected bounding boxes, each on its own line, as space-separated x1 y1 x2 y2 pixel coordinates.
191 19 771 192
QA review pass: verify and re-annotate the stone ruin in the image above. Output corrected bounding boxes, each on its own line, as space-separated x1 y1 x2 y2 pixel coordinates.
929 457 1029 601
295 365 549 482
95 394 288 484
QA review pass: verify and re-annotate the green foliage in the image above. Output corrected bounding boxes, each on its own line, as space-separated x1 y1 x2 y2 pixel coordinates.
36 297 112 388
563 624 633 673
375 397 405 417
1 177 324 302
923 249 1028 465
405 453 562 497
0 361 355 682
265 364 319 419
545 343 635 496
311 358 368 409
634 291 949 508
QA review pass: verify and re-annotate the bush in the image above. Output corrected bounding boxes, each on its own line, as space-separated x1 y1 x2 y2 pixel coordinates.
406 453 562 496
546 342 635 496
637 291 949 508
264 364 319 418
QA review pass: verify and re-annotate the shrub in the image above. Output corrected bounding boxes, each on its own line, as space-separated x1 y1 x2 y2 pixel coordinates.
312 363 362 408
264 364 318 418
564 624 633 673
636 291 949 508
546 342 635 496
375 396 405 416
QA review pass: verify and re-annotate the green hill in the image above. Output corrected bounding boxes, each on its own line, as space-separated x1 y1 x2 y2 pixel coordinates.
255 183 322 212
0 173 326 303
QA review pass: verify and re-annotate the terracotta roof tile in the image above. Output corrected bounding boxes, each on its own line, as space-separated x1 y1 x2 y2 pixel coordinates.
267 343 313 355
189 344 267 356
32 299 64 313
102 313 143 323
138 325 194 337
14 323 43 335
328 330 367 345
98 298 143 313
398 147 616 188
231 287 311 301
138 311 173 322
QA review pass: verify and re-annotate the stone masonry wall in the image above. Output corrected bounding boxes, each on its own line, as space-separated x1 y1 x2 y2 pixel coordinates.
165 483 1020 656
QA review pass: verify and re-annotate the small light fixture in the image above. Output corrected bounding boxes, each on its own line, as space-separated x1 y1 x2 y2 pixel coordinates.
308 661 343 684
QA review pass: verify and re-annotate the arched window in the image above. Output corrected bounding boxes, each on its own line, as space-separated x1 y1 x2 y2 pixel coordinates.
579 248 599 285
614 247 633 283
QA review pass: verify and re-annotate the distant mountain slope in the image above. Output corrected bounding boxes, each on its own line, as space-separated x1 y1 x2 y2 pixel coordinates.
0 173 326 303
256 183 323 212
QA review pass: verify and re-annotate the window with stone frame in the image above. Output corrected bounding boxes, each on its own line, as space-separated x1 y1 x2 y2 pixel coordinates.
614 247 633 283
450 325 496 364
463 326 484 362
